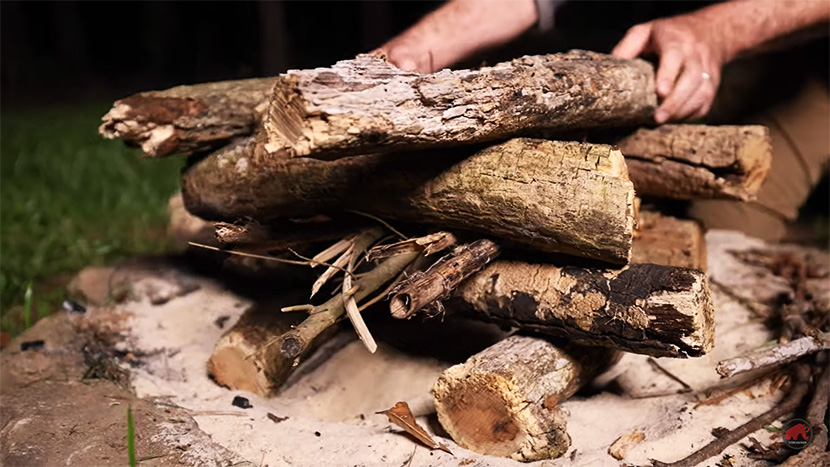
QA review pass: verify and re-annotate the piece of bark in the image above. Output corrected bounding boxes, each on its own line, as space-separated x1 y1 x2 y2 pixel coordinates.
100 78 275 157
262 51 656 160
390 239 500 318
207 302 326 397
632 211 707 271
452 261 715 358
618 125 772 201
433 335 618 462
182 137 636 264
365 232 457 262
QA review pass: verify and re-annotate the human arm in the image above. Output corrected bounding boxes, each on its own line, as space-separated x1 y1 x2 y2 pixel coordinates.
373 0 540 73
612 0 830 123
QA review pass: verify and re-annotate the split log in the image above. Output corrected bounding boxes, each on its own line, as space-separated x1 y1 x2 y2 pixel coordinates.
182 137 636 264
632 211 707 270
452 261 715 357
390 239 500 319
262 51 656 160
618 125 772 201
100 78 275 157
433 335 618 461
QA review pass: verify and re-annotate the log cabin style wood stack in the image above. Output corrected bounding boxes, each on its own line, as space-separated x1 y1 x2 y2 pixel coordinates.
101 50 772 462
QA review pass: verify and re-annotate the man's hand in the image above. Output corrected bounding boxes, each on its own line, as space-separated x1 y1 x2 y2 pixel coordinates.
374 0 538 74
612 16 726 124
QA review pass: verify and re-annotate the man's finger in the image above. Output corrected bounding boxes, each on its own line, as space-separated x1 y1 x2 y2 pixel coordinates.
655 67 703 123
611 23 653 59
675 76 717 121
654 49 684 98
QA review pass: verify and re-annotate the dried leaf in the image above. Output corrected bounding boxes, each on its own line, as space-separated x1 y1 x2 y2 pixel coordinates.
377 402 452 454
608 430 645 460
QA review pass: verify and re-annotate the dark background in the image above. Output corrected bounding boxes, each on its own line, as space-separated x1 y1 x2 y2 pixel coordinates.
2 0 741 108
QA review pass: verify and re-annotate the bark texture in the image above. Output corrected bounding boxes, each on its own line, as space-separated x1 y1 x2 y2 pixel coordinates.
182 137 637 264
263 51 656 159
433 335 618 462
390 239 500 318
207 302 328 397
100 78 275 157
453 261 715 357
632 211 707 271
618 125 772 201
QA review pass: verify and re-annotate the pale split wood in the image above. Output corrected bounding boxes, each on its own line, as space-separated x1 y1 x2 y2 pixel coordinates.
263 51 656 160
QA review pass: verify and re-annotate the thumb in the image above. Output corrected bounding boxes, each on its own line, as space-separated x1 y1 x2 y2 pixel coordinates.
612 23 653 59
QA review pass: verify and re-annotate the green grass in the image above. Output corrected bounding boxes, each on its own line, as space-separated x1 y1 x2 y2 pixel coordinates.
127 405 137 467
1 103 183 335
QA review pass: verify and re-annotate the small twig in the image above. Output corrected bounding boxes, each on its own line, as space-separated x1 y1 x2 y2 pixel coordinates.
310 237 354 269
648 358 693 392
650 365 811 467
342 229 384 353
366 232 457 262
311 246 353 298
344 209 408 240
281 304 315 313
189 242 317 266
694 369 779 409
716 332 829 378
286 247 352 277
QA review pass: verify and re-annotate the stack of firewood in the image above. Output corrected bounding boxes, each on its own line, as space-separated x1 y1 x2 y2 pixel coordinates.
100 50 773 461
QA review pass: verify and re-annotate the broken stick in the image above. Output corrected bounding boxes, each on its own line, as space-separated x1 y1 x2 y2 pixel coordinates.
182 137 636 264
263 51 655 160
100 78 275 157
453 261 715 357
716 332 830 378
433 335 618 461
618 125 772 201
390 239 500 319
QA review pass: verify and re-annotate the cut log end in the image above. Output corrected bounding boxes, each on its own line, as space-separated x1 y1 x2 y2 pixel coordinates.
208 345 271 396
389 294 412 319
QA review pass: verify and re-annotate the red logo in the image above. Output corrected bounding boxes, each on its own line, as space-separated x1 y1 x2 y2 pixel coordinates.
782 419 812 450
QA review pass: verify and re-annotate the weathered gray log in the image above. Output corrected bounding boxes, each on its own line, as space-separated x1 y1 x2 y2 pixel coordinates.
262 51 656 160
618 125 772 201
100 78 275 157
452 261 715 357
632 211 707 271
182 137 637 264
433 335 618 461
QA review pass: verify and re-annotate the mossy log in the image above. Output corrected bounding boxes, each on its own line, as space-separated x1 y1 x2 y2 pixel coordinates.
433 335 618 462
100 78 275 157
632 211 707 270
618 125 772 201
182 137 636 264
452 261 715 357
262 51 656 160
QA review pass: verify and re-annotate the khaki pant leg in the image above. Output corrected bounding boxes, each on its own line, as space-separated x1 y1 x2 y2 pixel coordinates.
689 80 830 242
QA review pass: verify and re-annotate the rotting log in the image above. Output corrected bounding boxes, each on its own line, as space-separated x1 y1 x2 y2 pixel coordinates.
390 239 500 319
182 137 636 264
632 211 707 270
433 335 619 462
262 51 656 160
618 125 772 201
100 78 275 157
452 261 715 358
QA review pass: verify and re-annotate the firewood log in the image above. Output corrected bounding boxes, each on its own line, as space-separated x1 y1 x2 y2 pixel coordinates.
262 51 656 160
452 261 714 358
100 78 275 157
182 137 636 264
618 125 772 201
632 211 707 270
433 335 618 461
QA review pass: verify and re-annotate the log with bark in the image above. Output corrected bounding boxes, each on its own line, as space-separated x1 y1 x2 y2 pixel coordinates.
100 78 275 157
182 137 637 264
618 125 772 201
433 335 619 461
261 51 656 160
632 211 707 270
452 261 715 357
